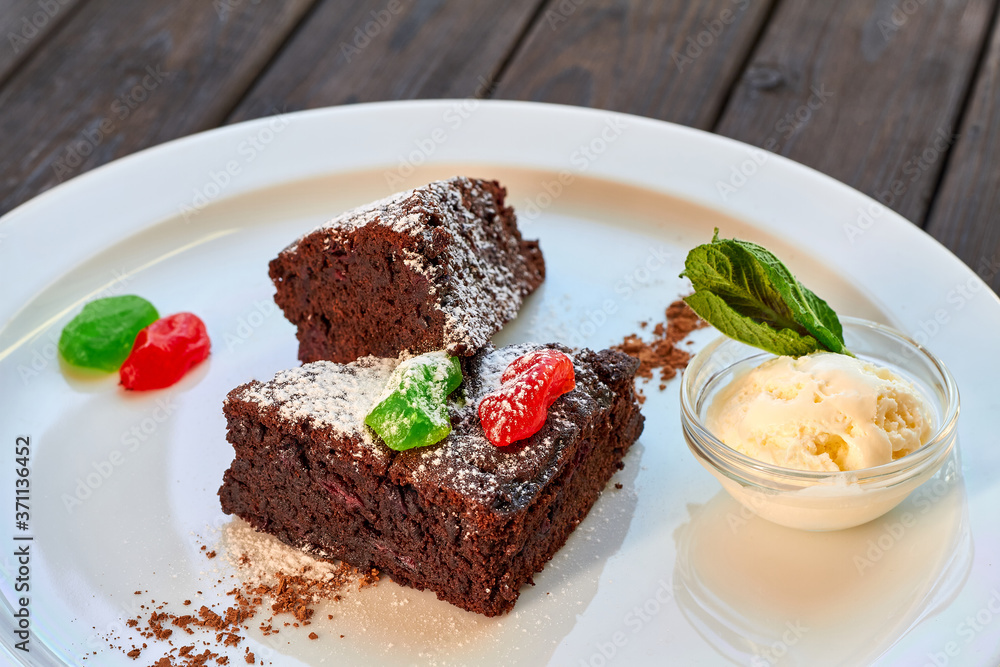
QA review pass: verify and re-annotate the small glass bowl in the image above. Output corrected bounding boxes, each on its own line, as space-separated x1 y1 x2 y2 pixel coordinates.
680 317 960 531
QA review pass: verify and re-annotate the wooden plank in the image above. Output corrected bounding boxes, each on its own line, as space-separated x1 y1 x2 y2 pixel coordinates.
491 0 777 129
925 9 1000 293
0 0 86 85
713 0 994 226
228 0 546 123
0 0 317 216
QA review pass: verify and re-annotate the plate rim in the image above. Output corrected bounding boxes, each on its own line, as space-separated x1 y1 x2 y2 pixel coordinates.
2 99 998 665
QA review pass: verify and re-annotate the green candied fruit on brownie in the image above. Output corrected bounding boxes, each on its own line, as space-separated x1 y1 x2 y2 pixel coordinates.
58 295 159 372
365 351 462 451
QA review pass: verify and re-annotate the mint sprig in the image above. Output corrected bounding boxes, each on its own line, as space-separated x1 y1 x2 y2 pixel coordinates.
681 230 850 357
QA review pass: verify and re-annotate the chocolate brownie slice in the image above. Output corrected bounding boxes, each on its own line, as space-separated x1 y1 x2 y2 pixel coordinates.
218 343 643 616
269 177 545 363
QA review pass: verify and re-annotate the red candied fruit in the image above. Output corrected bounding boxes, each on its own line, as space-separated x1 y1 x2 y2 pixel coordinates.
478 349 576 447
120 313 210 390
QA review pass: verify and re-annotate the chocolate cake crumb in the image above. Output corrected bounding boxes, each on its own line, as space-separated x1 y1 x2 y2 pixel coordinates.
614 299 706 397
614 483 623 490
102 534 376 666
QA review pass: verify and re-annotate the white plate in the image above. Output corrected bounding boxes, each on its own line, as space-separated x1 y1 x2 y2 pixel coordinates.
2 101 998 666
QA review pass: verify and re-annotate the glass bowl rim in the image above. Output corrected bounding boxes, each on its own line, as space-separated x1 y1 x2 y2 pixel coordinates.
679 316 961 484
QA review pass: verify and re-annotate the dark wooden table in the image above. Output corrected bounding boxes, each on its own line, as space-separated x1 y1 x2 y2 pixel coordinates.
3 0 999 292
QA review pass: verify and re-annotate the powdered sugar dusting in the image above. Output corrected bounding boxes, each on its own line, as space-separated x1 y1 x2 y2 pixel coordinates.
405 344 600 508
236 356 399 442
317 186 432 236
231 344 621 511
283 177 539 355
468 343 537 401
222 519 358 590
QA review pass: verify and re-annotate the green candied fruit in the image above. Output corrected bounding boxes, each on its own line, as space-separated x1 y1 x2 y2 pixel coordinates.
58 295 159 372
365 351 463 451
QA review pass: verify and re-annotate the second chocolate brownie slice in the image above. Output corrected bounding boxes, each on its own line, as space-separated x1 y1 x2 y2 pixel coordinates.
270 177 545 363
217 343 643 616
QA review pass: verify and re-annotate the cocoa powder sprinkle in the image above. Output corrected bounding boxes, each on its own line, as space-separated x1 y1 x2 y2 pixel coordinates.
101 542 378 667
614 299 706 401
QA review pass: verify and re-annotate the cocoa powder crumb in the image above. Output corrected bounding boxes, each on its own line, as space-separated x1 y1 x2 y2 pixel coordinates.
103 541 376 666
614 299 706 397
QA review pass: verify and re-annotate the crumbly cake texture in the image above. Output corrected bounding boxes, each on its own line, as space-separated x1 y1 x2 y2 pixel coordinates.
269 177 546 364
218 343 643 616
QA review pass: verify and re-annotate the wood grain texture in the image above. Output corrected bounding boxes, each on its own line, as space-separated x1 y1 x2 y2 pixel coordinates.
0 0 85 85
714 0 994 225
491 0 776 129
0 0 316 216
228 0 546 123
925 8 1000 292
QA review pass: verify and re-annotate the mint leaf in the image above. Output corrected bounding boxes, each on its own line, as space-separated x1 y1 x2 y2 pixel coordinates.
685 292 821 356
681 230 850 356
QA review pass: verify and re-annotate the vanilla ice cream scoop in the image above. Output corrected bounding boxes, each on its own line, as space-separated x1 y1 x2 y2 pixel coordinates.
705 352 934 472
